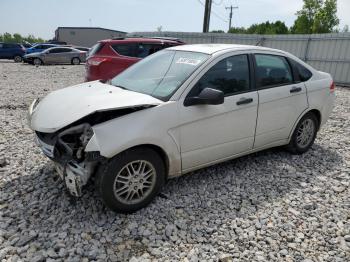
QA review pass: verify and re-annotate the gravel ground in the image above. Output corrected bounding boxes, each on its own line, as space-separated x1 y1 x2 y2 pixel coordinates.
0 61 349 262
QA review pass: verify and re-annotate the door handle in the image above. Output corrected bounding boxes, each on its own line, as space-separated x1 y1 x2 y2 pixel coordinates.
290 86 302 93
236 97 253 105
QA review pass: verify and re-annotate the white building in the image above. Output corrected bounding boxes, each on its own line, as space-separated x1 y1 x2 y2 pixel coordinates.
54 27 127 47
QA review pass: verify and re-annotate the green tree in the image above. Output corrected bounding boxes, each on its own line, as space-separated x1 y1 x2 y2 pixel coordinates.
13 33 22 43
291 0 339 34
211 30 225 33
228 27 247 34
228 21 289 34
2 32 13 42
247 21 289 35
0 32 45 43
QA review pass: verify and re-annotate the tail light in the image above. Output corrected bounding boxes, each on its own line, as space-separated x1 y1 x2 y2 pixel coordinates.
330 81 335 93
87 57 110 66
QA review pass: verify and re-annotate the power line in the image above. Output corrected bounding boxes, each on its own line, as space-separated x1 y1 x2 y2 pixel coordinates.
197 0 228 24
212 0 224 5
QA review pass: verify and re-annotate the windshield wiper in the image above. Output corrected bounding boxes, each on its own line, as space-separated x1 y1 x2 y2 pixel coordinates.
115 85 128 90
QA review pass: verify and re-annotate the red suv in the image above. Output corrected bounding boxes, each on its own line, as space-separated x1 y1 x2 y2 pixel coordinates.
85 37 184 82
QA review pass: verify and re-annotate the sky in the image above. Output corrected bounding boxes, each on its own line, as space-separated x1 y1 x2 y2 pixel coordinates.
0 0 349 39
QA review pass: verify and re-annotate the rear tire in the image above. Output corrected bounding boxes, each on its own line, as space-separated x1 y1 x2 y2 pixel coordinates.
14 55 22 63
96 147 165 213
287 112 318 154
71 57 80 65
33 58 42 66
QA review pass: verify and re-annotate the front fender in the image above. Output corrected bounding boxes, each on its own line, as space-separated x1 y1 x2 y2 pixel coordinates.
85 102 182 177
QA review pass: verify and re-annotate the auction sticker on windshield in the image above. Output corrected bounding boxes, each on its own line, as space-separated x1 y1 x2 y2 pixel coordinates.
176 57 202 66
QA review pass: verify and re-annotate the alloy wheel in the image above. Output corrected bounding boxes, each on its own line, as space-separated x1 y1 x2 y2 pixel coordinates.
72 58 80 65
113 160 156 205
14 56 22 63
33 58 42 65
296 118 315 148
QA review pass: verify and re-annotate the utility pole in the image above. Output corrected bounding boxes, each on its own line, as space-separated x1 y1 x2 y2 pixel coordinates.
225 5 238 31
202 0 212 33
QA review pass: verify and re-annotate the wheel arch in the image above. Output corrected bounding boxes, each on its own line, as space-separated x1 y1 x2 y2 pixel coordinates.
71 57 81 64
288 108 322 141
308 109 321 130
112 144 170 179
33 57 43 64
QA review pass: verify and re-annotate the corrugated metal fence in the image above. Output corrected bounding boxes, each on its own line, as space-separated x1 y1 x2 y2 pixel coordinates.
128 31 350 86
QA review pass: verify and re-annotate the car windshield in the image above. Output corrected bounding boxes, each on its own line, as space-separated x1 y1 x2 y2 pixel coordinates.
111 50 209 101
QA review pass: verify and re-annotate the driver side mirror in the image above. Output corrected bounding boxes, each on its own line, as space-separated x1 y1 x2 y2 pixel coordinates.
184 87 224 107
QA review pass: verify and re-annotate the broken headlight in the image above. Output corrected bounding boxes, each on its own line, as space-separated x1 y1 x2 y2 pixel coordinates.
56 124 94 161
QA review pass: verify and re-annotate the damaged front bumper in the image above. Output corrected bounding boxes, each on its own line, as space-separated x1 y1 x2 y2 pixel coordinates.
34 125 101 197
54 161 95 197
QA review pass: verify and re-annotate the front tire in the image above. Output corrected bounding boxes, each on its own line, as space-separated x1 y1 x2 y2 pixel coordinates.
96 148 166 213
71 57 80 65
33 58 42 66
14 55 22 63
287 112 318 154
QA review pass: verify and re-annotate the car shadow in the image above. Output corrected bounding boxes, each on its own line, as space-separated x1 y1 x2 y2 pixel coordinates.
0 143 342 256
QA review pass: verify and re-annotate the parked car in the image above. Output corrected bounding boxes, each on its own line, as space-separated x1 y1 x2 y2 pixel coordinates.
0 42 26 62
24 47 86 65
22 43 33 48
71 46 90 52
46 40 67 45
85 37 184 82
25 43 58 54
28 44 335 213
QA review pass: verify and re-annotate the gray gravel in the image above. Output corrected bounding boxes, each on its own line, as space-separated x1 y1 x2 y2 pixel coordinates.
0 61 349 261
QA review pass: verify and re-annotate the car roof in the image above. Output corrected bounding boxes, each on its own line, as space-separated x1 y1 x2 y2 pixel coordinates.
167 44 283 55
46 46 74 51
99 37 182 44
0 42 22 45
33 43 57 46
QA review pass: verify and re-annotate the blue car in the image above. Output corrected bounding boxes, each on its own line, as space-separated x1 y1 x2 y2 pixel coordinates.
0 42 26 62
25 43 58 54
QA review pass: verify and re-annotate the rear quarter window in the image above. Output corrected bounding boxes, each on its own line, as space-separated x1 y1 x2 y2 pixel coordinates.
290 59 313 82
89 43 105 56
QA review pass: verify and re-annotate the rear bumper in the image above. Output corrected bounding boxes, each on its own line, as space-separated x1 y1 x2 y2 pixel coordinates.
320 92 335 127
85 65 101 82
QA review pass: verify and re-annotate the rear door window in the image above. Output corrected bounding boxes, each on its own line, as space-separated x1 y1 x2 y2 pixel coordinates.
59 48 72 53
3 44 15 49
111 44 137 57
49 48 61 53
254 54 293 88
136 43 164 58
42 45 54 50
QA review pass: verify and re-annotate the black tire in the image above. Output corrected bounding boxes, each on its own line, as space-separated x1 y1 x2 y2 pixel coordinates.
71 57 80 65
33 58 42 66
287 112 319 154
96 147 166 213
14 55 22 63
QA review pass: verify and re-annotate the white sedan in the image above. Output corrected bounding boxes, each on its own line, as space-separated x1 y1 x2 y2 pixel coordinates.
28 44 335 213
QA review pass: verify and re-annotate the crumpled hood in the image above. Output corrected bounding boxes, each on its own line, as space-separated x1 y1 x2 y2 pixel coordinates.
30 81 162 133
